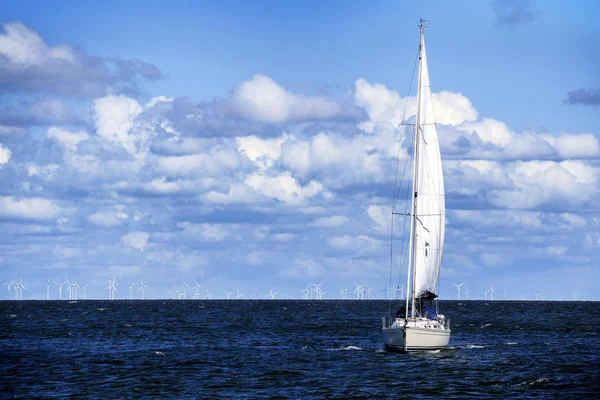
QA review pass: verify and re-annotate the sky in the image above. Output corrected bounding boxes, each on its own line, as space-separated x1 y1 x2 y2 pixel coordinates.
0 0 599 300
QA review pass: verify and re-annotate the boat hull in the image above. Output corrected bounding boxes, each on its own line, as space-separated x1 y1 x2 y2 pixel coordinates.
382 324 450 352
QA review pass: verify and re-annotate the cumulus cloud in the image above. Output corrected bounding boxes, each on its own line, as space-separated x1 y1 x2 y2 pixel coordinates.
0 196 62 220
230 74 358 124
311 215 349 228
0 143 10 163
88 206 128 227
354 78 478 132
94 95 143 153
0 21 162 97
47 126 89 151
236 135 288 170
244 172 325 205
121 231 149 251
177 222 231 241
328 234 382 253
367 205 392 234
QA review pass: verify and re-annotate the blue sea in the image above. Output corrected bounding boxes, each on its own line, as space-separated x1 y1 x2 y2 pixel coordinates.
1 300 599 398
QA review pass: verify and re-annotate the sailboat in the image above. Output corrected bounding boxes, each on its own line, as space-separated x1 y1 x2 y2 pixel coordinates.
381 19 451 352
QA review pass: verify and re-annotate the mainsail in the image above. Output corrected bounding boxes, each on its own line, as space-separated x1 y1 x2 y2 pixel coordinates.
413 38 445 298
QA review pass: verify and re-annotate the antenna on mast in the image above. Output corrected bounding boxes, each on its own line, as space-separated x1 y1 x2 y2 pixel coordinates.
419 18 430 32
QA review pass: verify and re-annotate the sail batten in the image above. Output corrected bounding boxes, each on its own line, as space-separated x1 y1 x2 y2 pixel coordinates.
412 38 445 298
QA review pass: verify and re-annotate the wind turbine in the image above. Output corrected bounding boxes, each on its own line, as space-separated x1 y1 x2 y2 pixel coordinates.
224 290 233 299
236 288 244 300
453 282 464 300
138 279 148 300
193 283 202 299
267 289 277 299
6 280 14 300
254 288 259 299
108 277 118 300
45 279 51 300
55 280 67 300
365 285 372 300
182 281 189 299
573 290 578 300
82 283 88 300
465 287 471 300
354 282 363 299
488 284 496 301
128 282 137 299
17 278 26 300
176 288 185 299
340 286 347 299
205 288 213 299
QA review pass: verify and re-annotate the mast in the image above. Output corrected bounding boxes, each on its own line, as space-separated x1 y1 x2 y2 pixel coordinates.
410 19 427 318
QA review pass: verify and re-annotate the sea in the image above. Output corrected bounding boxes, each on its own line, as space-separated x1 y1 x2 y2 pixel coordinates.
1 300 599 399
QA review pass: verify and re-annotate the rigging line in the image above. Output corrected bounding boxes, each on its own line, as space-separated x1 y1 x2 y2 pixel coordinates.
388 48 419 313
394 127 415 300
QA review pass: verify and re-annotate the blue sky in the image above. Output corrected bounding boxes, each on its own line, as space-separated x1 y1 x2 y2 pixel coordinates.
0 0 599 300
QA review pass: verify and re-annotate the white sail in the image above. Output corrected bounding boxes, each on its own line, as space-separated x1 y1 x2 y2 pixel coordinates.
413 38 445 298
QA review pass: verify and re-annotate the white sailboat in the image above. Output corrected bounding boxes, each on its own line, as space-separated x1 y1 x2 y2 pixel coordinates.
381 19 451 352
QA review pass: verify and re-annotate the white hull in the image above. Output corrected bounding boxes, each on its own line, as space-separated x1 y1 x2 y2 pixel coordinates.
382 318 450 352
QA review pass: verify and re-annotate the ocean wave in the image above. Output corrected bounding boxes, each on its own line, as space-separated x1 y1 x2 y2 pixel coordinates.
465 344 485 349
327 345 363 351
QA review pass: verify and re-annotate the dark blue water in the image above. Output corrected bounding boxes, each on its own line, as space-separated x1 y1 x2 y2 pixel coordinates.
1 300 599 398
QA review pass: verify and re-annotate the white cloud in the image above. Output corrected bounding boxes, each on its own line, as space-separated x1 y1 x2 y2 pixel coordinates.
272 233 295 242
177 222 231 241
94 95 142 153
203 182 267 205
327 234 382 253
88 207 129 227
47 126 89 151
230 74 345 123
311 215 349 228
155 148 239 177
280 130 397 187
0 21 75 66
121 231 149 251
541 133 600 159
0 196 62 220
367 205 391 234
142 177 217 195
0 144 11 164
458 118 513 146
354 78 478 132
236 134 287 170
244 172 324 205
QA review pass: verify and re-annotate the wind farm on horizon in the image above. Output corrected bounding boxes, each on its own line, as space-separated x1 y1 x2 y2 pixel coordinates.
0 278 587 302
